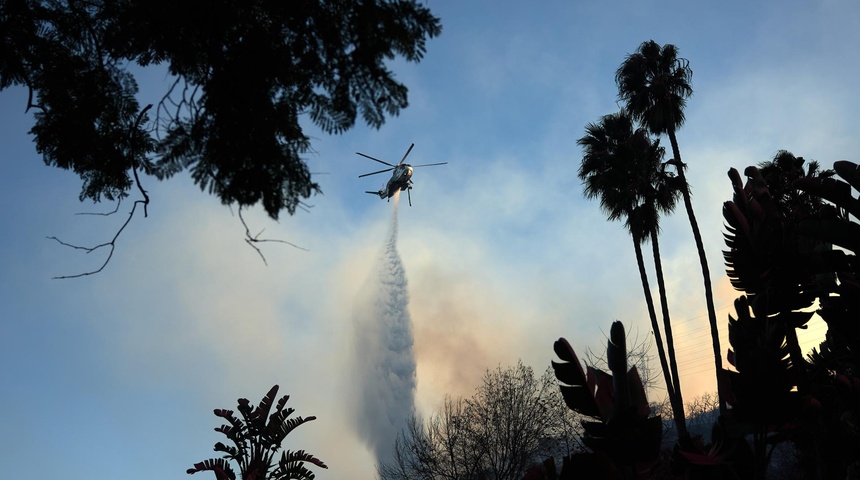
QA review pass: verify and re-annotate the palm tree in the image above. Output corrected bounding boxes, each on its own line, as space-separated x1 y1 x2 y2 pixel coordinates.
643 167 688 438
758 150 834 221
615 40 725 414
577 112 687 437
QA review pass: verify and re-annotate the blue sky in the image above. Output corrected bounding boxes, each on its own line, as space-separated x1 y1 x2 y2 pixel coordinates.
2 1 860 478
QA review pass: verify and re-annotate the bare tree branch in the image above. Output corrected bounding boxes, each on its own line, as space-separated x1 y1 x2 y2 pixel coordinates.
74 199 121 216
48 198 147 279
49 104 152 279
25 84 44 113
379 362 583 480
237 207 307 266
155 76 202 139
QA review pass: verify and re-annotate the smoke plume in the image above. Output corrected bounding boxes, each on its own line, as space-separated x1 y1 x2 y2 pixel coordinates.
351 193 417 466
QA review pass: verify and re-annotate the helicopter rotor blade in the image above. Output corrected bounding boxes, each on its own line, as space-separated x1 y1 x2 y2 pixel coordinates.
358 167 394 178
397 143 415 165
356 152 395 167
411 162 448 168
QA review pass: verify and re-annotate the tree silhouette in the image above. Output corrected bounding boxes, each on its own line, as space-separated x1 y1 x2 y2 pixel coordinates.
1 0 441 218
379 362 580 480
188 385 327 480
757 150 834 221
719 160 860 478
1 0 441 274
577 111 687 437
615 40 724 415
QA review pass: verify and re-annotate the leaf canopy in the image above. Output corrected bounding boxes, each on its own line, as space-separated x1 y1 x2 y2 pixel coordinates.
0 0 442 218
577 111 680 243
615 40 693 137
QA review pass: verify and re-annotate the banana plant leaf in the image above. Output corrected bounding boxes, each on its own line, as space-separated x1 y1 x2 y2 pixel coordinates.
553 337 601 418
796 218 860 255
794 163 860 221
553 324 662 471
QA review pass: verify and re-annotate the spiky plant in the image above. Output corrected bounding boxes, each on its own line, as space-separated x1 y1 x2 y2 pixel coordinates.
187 385 327 480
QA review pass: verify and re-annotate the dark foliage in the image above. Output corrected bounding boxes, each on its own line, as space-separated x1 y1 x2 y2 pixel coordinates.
188 385 327 480
723 164 844 314
712 158 860 479
758 150 834 221
577 111 688 438
616 39 726 420
551 323 663 478
0 0 441 218
615 40 692 139
577 112 681 241
793 161 860 478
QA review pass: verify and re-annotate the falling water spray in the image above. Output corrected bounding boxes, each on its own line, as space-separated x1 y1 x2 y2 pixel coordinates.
351 192 417 467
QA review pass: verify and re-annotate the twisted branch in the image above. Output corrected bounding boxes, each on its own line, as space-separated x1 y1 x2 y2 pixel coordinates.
50 104 152 279
238 207 307 266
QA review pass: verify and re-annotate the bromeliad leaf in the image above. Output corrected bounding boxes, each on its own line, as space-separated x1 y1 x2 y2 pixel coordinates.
283 450 329 469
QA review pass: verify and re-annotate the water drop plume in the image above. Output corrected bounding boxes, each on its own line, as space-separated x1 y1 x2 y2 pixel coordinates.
351 192 417 466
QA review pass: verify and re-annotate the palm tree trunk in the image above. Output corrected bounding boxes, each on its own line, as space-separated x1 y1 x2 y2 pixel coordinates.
632 236 677 417
650 230 687 438
667 129 725 415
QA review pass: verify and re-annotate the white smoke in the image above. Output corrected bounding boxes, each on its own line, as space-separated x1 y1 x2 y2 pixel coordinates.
351 192 417 466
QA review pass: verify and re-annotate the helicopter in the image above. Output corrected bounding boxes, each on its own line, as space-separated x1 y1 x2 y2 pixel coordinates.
356 143 447 206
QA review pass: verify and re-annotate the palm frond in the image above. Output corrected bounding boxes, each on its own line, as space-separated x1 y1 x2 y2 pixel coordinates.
615 40 693 135
270 450 328 480
266 407 296 438
186 459 237 480
577 111 675 242
251 385 280 430
271 415 318 445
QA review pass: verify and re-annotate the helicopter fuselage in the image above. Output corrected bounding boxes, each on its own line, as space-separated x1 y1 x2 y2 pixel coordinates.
374 164 413 199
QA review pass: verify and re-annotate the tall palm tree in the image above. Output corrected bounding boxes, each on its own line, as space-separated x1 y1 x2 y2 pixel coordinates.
615 40 725 414
643 166 687 437
577 112 687 437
